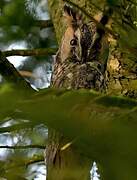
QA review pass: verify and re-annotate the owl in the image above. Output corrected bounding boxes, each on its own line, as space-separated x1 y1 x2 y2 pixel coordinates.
57 4 97 64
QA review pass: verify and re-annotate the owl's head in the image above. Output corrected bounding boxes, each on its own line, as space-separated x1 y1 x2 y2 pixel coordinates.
59 4 94 63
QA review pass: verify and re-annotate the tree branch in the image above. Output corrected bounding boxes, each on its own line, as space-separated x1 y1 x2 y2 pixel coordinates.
0 52 33 91
25 156 44 167
0 145 45 149
127 0 137 6
2 19 53 29
0 122 35 133
2 48 57 57
34 19 53 28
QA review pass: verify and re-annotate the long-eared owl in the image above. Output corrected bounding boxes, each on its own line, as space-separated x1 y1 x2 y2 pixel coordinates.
51 4 110 91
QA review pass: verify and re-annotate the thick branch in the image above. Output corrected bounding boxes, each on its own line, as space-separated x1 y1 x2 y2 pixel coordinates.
2 48 57 57
0 52 33 91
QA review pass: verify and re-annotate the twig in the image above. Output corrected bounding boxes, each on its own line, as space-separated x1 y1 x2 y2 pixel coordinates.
2 19 53 29
34 19 53 28
0 122 34 133
127 0 137 6
0 145 45 149
25 155 44 167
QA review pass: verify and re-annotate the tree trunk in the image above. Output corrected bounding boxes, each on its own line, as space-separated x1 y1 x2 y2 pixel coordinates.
46 1 107 179
46 0 137 179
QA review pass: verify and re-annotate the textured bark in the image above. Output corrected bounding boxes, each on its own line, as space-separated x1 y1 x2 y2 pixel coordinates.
46 0 137 180
46 1 108 180
107 37 137 97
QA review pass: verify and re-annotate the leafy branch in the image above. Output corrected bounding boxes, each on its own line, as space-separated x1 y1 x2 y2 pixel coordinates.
0 87 137 174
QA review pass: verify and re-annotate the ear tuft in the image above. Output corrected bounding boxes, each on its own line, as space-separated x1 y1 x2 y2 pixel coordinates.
63 4 77 20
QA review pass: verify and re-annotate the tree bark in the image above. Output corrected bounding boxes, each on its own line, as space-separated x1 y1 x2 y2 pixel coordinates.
46 1 108 179
46 0 137 179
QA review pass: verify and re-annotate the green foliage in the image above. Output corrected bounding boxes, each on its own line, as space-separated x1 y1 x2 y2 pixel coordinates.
0 0 57 51
107 0 121 6
0 0 34 43
12 87 137 180
1 0 137 179
111 0 137 60
0 86 137 179
0 0 57 89
0 85 136 134
0 83 47 179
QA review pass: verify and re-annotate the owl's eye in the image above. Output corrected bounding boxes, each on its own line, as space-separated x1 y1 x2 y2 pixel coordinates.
70 38 77 46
